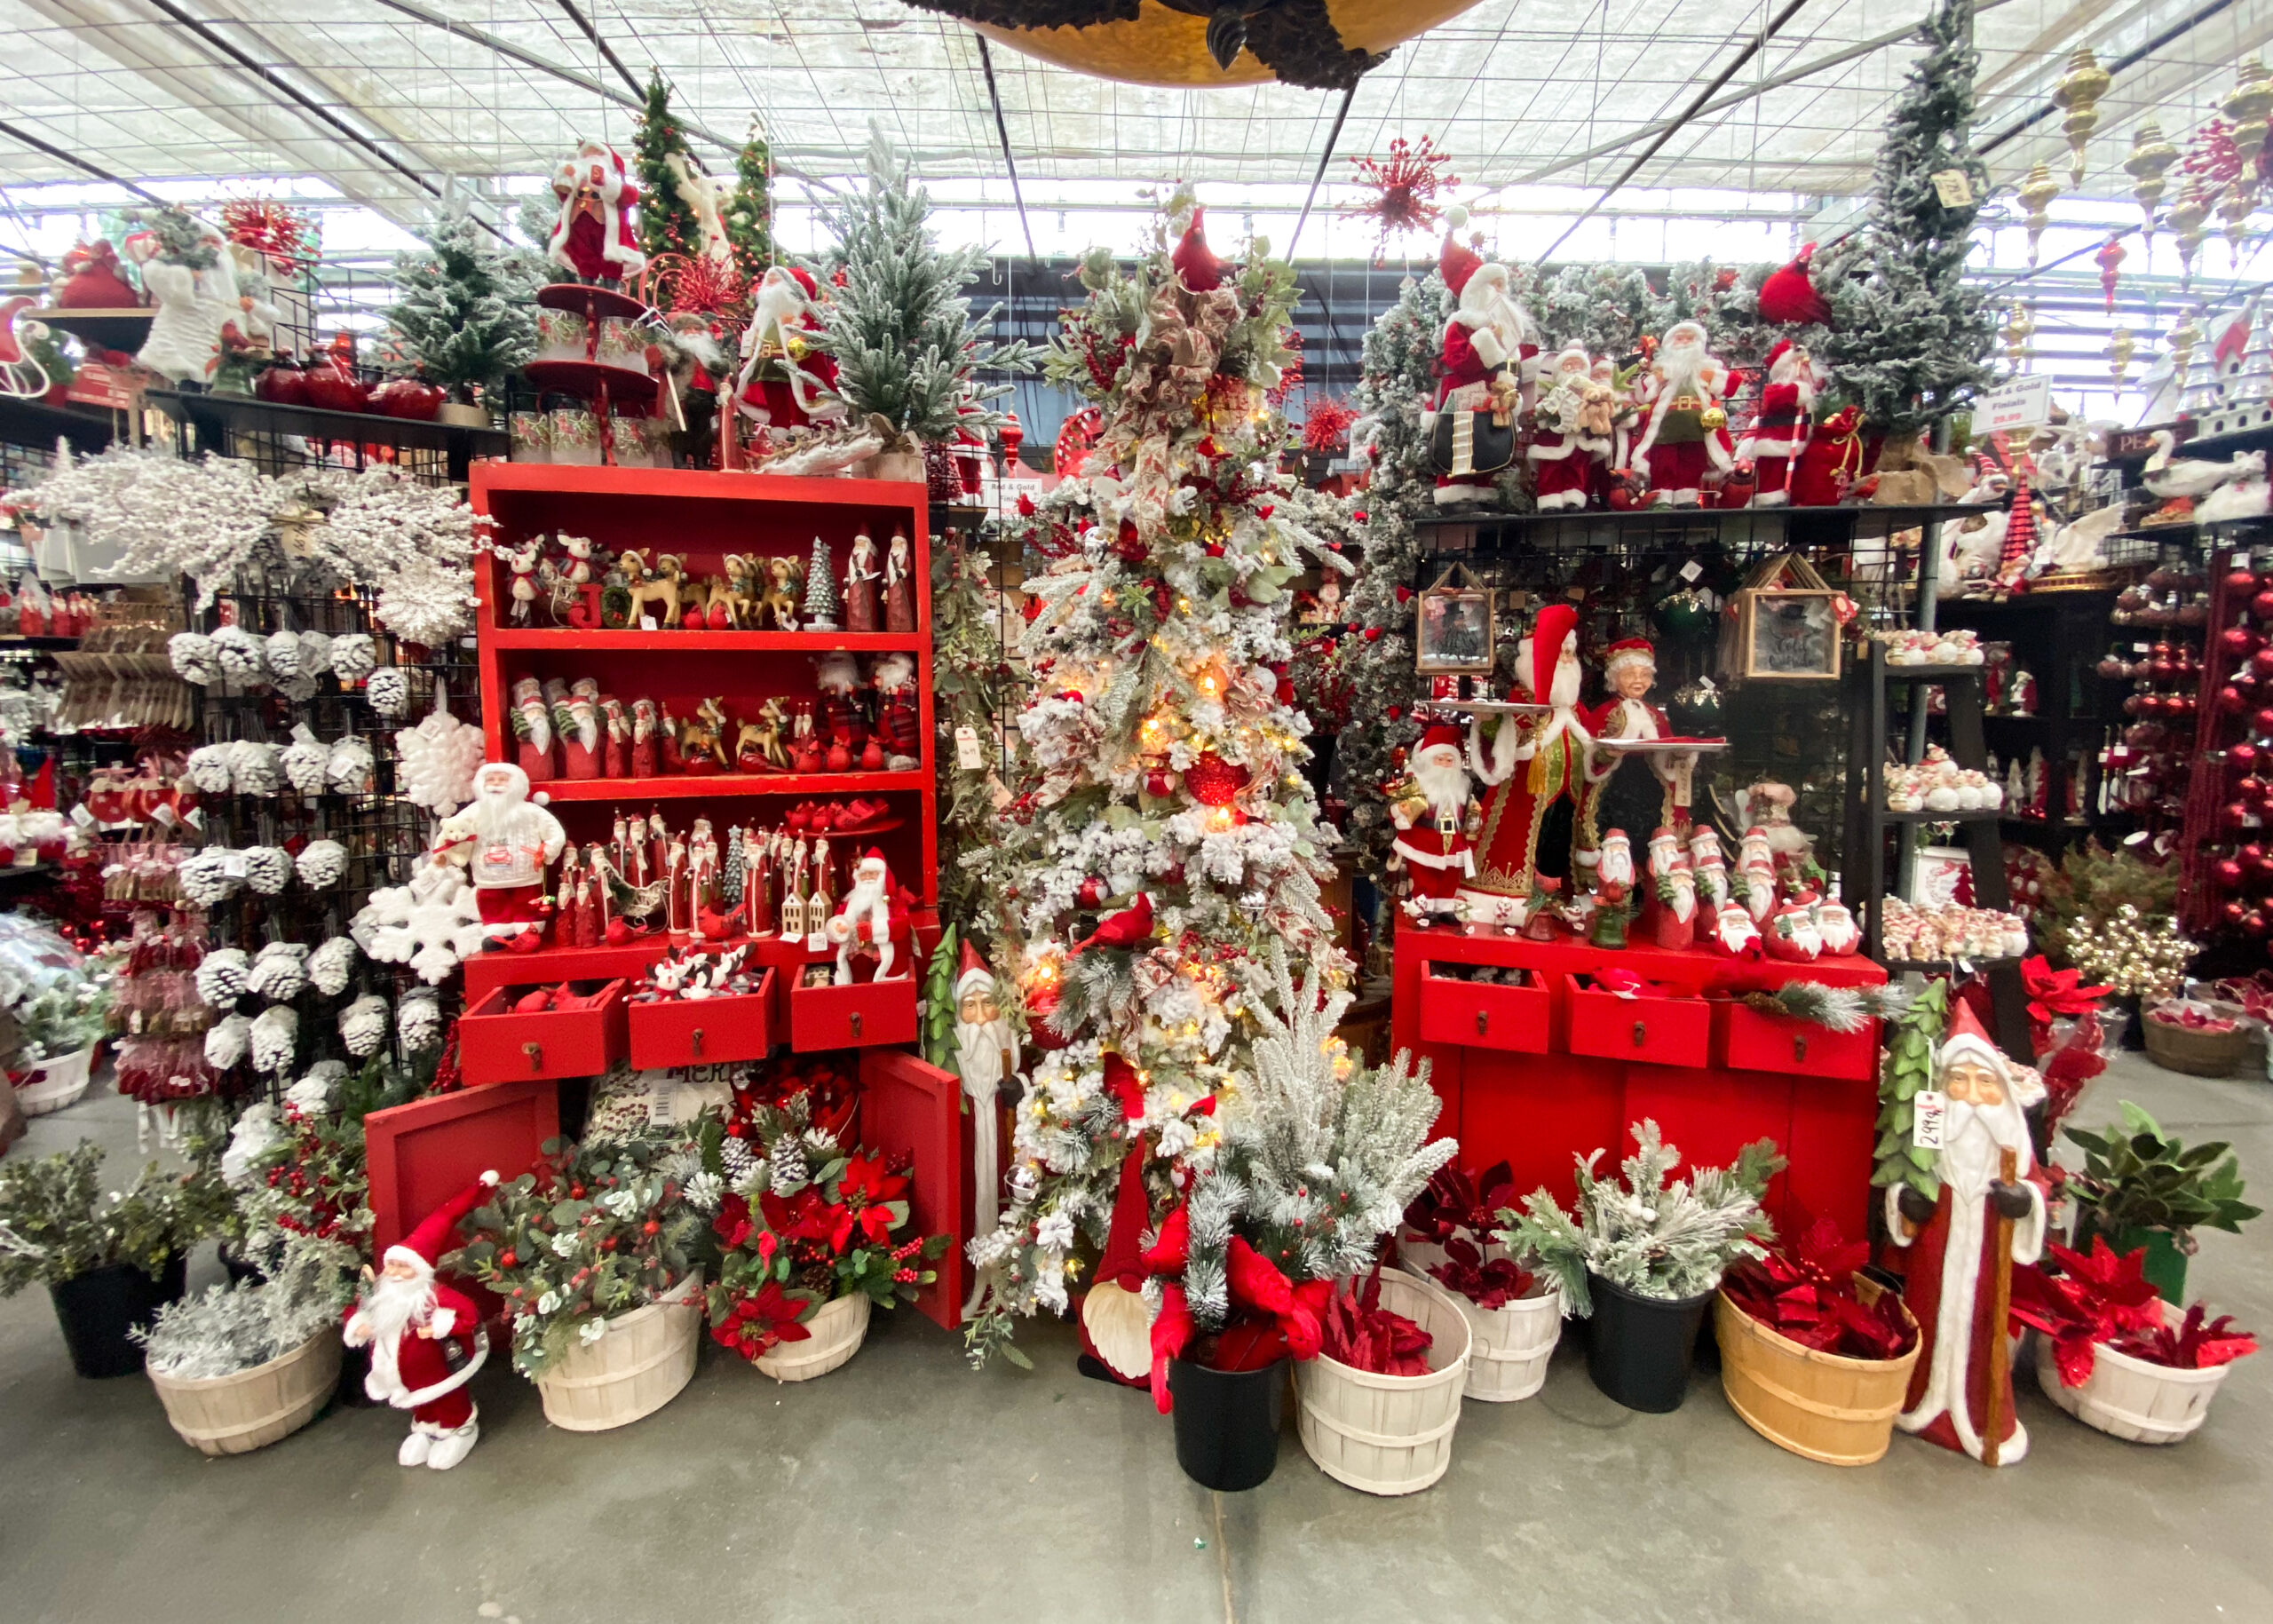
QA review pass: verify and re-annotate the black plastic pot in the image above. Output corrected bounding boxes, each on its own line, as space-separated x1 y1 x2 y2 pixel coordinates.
1583 1271 1712 1413
1168 1357 1287 1492
48 1254 187 1379
218 1241 265 1287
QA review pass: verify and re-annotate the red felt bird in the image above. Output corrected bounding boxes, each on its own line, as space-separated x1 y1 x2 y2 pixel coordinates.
1072 892 1154 955
1757 242 1832 327
1172 208 1227 293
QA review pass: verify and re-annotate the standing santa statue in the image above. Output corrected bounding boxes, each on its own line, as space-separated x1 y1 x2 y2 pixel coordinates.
1632 321 1737 507
952 941 1020 1319
1465 604 1592 932
343 1172 498 1472
1388 721 1478 926
1525 345 1599 512
547 141 647 287
736 265 843 445
431 762 568 952
1887 1002 2049 1465
1738 341 1819 506
1429 206 1537 507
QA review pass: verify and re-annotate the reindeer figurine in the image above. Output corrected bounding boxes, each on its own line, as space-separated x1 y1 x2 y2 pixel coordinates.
759 553 805 631
621 550 685 630
678 695 732 771
722 553 763 629
734 696 790 772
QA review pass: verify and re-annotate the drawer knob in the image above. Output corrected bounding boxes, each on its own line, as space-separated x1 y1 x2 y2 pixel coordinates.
1476 1010 1489 1034
1632 1020 1646 1048
1793 1034 1808 1062
851 1010 864 1038
692 1027 705 1056
522 1041 543 1070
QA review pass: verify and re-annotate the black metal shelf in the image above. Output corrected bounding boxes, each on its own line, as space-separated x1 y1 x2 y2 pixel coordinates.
0 394 122 456
1417 502 1991 556
1881 807 2002 823
145 388 507 485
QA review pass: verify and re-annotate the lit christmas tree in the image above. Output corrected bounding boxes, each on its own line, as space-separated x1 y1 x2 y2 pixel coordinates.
383 203 542 403
962 194 1350 1368
632 70 709 264
723 121 775 279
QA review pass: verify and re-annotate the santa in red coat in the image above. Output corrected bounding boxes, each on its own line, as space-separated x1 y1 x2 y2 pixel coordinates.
1431 206 1538 506
547 142 646 287
1526 345 1601 512
1631 321 1736 507
1737 340 1820 507
343 1173 499 1471
1389 721 1478 923
736 265 843 442
1886 1002 2050 1464
826 848 915 984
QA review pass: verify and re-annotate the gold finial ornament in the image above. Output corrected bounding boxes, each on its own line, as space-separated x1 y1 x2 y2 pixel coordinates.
2054 48 2114 186
2221 59 2273 155
2017 162 2063 265
2220 177 2259 261
2003 300 2037 365
2107 324 2135 385
2170 178 2213 282
2125 121 2181 242
2169 313 2203 388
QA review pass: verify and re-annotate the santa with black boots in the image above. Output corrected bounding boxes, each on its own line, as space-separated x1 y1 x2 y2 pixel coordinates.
1738 340 1820 507
1632 321 1737 508
344 1173 499 1471
431 761 567 952
1430 205 1538 506
1389 721 1479 925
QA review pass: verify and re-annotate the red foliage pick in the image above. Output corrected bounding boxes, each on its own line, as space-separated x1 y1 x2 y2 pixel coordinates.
2106 1303 2258 1371
1320 1267 1433 1376
1345 136 1459 261
1301 393 1358 455
2008 1238 2167 1388
1722 1218 1917 1361
1403 1159 1518 1245
1427 1235 1536 1311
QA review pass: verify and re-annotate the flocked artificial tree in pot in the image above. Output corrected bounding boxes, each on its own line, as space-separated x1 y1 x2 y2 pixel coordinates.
382 202 543 425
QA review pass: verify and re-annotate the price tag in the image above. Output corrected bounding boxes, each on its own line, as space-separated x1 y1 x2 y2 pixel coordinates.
955 725 984 770
69 804 96 828
183 806 204 833
150 804 178 828
640 614 658 632
1931 169 1976 208
12 847 36 868
222 852 249 879
1913 1089 1947 1150
1678 560 1704 583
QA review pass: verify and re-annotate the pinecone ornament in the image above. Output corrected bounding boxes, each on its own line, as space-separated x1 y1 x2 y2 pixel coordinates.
195 947 250 1008
329 634 377 684
296 839 348 889
340 994 389 1057
770 1137 809 1193
204 1012 253 1069
168 632 219 685
250 1005 298 1073
241 844 291 895
308 935 357 996
247 942 310 1002
396 990 443 1051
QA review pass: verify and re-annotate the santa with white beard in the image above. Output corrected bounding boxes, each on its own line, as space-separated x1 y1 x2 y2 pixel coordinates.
1525 345 1598 511
1632 321 1736 507
952 941 1020 1319
1738 340 1819 506
431 762 567 952
547 141 645 286
1431 207 1539 506
826 848 914 982
1887 1002 2048 1464
343 1173 498 1471
1465 604 1591 933
1389 722 1479 925
735 265 844 441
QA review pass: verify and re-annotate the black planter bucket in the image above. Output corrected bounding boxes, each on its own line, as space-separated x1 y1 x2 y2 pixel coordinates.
1168 1357 1287 1492
218 1242 265 1287
1583 1271 1712 1413
48 1255 187 1379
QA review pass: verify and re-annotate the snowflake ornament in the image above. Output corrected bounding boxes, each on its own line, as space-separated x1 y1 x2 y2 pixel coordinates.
249 1004 297 1073
395 699 484 818
355 862 485 984
340 993 389 1057
296 838 348 889
308 935 357 995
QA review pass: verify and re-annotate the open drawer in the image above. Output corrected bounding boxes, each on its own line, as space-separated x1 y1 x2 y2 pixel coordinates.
460 979 628 1084
789 972 918 1052
1418 963 1549 1055
1564 973 1710 1070
1717 1000 1878 1081
628 967 777 1070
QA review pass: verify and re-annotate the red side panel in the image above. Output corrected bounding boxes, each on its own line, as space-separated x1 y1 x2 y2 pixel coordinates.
364 1079 558 1260
859 1050 966 1331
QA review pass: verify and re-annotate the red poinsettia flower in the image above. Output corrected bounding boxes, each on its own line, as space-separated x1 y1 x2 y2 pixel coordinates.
1723 1218 1913 1360
712 1279 815 1361
2009 1238 2166 1387
2023 955 2112 1029
2108 1303 2258 1371
829 1153 909 1252
761 1185 839 1248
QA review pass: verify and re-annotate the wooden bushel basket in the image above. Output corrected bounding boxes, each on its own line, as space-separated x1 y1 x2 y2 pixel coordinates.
1295 1269 1471 1495
147 1332 342 1456
2034 1301 2238 1445
535 1272 703 1431
754 1292 871 1382
1453 1285 1564 1403
1713 1278 1921 1466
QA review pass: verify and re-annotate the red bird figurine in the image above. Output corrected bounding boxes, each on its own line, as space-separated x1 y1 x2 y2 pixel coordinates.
1072 892 1155 955
1757 242 1832 327
1171 209 1227 293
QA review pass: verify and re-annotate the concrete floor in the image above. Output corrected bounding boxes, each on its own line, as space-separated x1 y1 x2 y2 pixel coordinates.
3 1051 2269 1624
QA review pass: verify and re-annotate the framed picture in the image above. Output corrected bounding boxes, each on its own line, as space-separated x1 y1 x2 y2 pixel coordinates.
1414 579 1495 675
1725 552 1844 682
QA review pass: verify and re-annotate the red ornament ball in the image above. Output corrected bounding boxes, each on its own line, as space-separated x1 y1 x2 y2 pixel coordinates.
2227 566 2260 595
2246 909 2271 939
2216 857 2247 889
2221 624 2259 657
1144 766 1176 798
2233 741 2261 772
1077 875 1107 909
2225 899 2251 927
1183 751 1253 807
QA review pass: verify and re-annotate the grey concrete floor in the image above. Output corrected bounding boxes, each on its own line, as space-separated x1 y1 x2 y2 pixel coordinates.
3 1050 2269 1624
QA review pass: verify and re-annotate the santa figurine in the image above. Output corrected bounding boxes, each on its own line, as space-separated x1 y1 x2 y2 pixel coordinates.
1388 721 1479 927
342 1172 499 1472
1787 404 1865 507
874 653 923 772
1709 899 1762 957
547 141 646 287
952 940 1021 1320
884 529 918 633
1465 604 1592 933
1631 321 1736 507
826 848 914 983
735 265 843 444
1689 825 1731 915
430 762 568 952
843 530 882 633
814 652 867 763
1815 890 1862 956
1590 828 1635 948
1736 827 1779 924
1738 341 1819 506
1525 345 1598 512
1429 206 1537 507
1646 826 1697 951
1888 1002 2050 1465
1762 892 1824 962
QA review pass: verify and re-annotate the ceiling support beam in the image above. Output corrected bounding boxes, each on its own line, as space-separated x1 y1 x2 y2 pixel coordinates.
1286 83 1356 260
974 34 1037 263
554 0 645 101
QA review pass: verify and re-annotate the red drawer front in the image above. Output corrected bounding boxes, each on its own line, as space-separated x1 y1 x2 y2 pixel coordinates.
627 969 776 1070
1564 975 1710 1069
1417 968 1549 1055
789 976 918 1052
1718 1003 1878 1081
460 979 628 1084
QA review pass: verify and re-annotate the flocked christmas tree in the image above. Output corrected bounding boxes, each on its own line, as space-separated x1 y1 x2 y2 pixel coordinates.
723 121 775 279
632 70 709 264
1819 0 1998 452
384 203 542 402
962 195 1353 1367
806 124 1033 444
1536 261 1657 358
1650 260 1792 372
802 536 838 630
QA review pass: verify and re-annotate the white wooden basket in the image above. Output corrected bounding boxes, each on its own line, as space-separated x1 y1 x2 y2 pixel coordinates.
1296 1268 1472 1495
1451 1285 1564 1403
2033 1304 2238 1446
17 1045 95 1117
147 1331 341 1456
756 1292 870 1382
536 1271 703 1432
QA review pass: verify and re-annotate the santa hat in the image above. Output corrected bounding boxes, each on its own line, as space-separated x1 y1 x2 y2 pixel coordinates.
1438 204 1484 299
1763 338 1794 374
1553 343 1590 375
783 265 820 300
1938 999 2042 1102
1416 720 1463 755
1604 636 1655 678
859 845 888 869
381 1172 499 1277
954 938 994 999
1527 604 1580 698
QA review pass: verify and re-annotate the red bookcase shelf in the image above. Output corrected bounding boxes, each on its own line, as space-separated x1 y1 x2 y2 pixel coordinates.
487 628 929 654
535 770 927 802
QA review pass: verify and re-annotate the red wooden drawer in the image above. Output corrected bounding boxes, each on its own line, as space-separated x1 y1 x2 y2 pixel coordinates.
627 968 775 1069
460 979 628 1084
1418 964 1549 1055
1718 1002 1878 1081
1564 974 1709 1069
789 975 918 1052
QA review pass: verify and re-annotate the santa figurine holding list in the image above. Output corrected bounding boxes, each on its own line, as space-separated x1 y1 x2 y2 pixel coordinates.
431 762 567 952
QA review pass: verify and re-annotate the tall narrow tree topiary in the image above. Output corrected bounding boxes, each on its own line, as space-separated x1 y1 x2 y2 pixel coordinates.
723 122 775 279
383 204 542 402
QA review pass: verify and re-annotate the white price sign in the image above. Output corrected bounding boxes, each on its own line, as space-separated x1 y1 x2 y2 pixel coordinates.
1981 376 2051 434
1913 1089 1948 1150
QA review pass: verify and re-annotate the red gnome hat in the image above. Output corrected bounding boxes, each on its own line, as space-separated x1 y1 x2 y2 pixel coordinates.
1078 1057 1157 1386
383 1171 500 1277
1439 204 1484 299
1528 602 1580 698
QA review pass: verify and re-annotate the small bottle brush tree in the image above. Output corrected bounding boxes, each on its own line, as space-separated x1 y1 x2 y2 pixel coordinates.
1819 0 1999 457
962 195 1350 1367
805 124 1033 447
802 535 839 630
383 204 542 404
724 122 776 279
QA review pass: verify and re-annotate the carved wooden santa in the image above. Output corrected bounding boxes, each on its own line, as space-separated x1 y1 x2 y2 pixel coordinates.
1738 340 1819 506
1465 604 1591 933
1388 721 1478 925
826 848 914 983
1525 345 1599 511
1430 206 1537 506
1632 321 1736 507
1887 1002 2049 1465
342 1172 498 1472
1646 826 1697 950
952 940 1020 1320
430 762 567 952
547 141 646 286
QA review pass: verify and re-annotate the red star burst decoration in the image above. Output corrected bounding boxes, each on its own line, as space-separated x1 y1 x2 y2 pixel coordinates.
1346 136 1458 262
